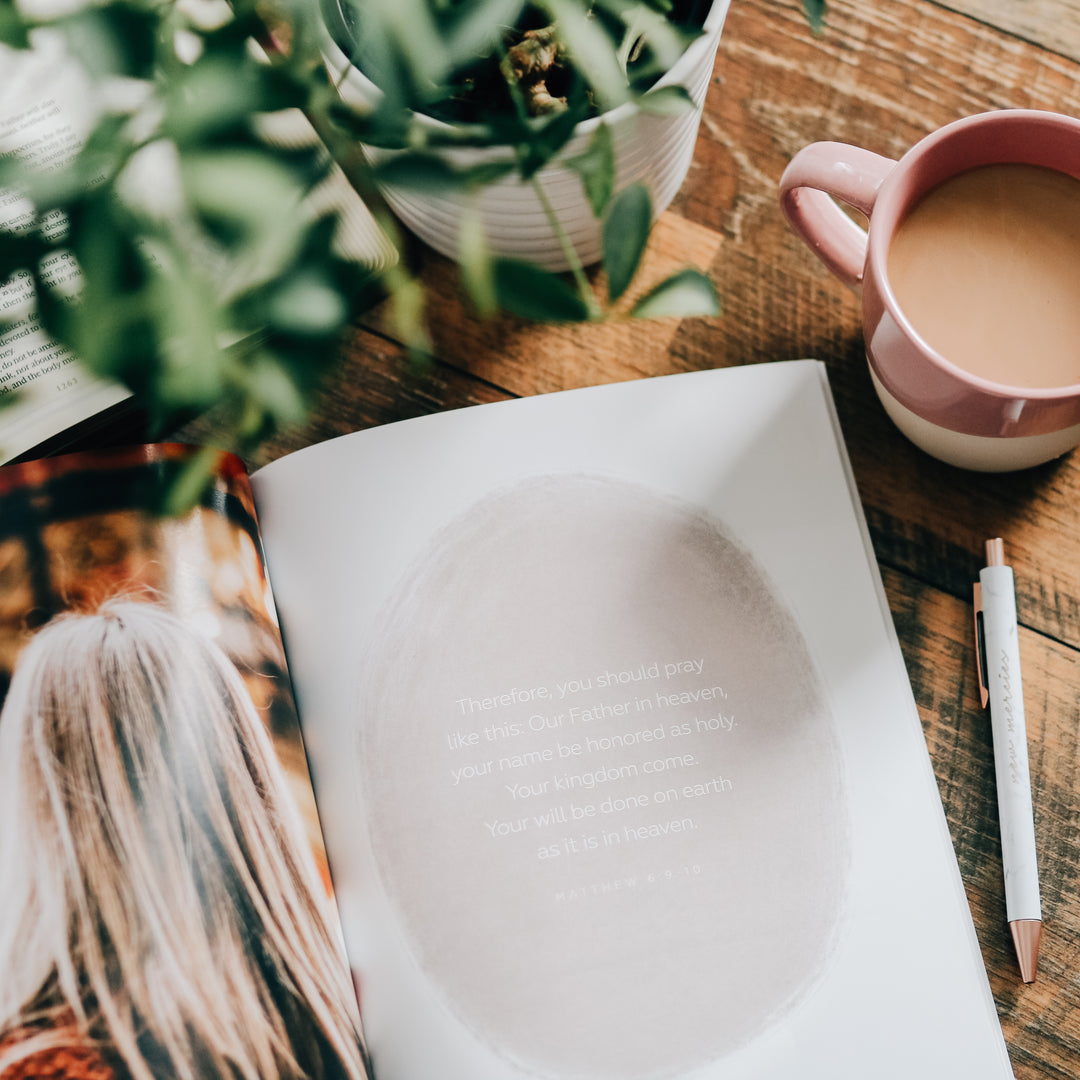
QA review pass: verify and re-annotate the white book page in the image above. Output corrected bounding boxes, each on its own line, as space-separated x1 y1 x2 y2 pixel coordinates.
0 39 131 463
251 362 1013 1080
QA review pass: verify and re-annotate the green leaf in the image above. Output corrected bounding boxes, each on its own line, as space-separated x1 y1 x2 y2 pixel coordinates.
0 385 23 415
639 85 695 116
0 151 21 190
248 352 308 425
45 115 133 210
0 231 53 283
326 98 413 150
265 270 348 337
458 205 496 317
514 105 584 179
603 183 651 303
161 447 223 518
152 281 225 408
374 153 514 194
54 193 159 379
542 0 632 111
492 259 591 322
630 267 720 319
384 265 431 355
565 122 615 218
164 58 264 144
0 1 31 49
444 0 529 67
463 161 519 189
374 154 458 194
351 0 452 110
613 2 688 75
802 0 827 33
181 149 302 236
58 3 159 80
29 265 73 349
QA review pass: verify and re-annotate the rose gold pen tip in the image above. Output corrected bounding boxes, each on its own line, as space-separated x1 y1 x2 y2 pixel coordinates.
1010 919 1042 983
985 538 1005 566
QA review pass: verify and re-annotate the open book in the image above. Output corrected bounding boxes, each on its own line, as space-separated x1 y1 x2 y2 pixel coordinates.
0 362 1014 1080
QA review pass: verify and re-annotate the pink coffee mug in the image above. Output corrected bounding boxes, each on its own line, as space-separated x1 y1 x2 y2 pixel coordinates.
780 109 1080 471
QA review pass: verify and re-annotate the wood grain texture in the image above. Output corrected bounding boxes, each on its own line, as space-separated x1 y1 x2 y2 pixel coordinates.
885 565 1080 1078
934 0 1080 62
368 210 726 395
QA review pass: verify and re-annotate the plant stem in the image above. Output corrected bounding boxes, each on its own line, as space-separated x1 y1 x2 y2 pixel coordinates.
493 35 599 317
530 175 601 318
331 58 351 92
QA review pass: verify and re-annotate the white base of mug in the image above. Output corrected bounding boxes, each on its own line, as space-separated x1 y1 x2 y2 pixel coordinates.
869 366 1080 472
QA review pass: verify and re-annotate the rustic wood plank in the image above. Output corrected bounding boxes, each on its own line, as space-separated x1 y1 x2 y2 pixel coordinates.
883 564 1080 1079
933 0 1080 63
368 210 726 396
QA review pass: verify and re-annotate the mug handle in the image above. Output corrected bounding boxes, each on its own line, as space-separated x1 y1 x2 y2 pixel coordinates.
779 143 897 287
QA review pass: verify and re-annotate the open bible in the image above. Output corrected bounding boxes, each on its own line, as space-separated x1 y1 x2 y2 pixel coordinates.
0 362 1015 1079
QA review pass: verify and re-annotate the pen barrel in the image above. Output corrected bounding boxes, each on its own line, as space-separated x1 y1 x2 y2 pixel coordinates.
979 565 1041 922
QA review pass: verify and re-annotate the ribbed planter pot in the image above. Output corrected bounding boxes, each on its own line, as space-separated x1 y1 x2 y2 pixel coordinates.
321 1 730 271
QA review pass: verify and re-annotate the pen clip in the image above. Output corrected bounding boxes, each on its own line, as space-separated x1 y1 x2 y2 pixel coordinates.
973 581 989 709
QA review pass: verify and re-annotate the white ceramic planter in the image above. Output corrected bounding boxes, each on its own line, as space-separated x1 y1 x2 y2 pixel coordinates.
322 1 730 270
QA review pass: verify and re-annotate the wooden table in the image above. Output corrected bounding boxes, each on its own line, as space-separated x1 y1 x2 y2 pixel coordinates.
180 2 1080 1074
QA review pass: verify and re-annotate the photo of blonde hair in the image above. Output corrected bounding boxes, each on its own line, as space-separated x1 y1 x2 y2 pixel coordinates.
0 600 369 1080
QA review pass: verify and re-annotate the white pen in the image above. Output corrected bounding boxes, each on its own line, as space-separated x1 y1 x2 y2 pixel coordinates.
974 538 1042 983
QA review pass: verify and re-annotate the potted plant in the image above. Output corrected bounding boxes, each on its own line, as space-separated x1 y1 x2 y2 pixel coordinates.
315 0 736 333
0 0 824 501
322 0 728 273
